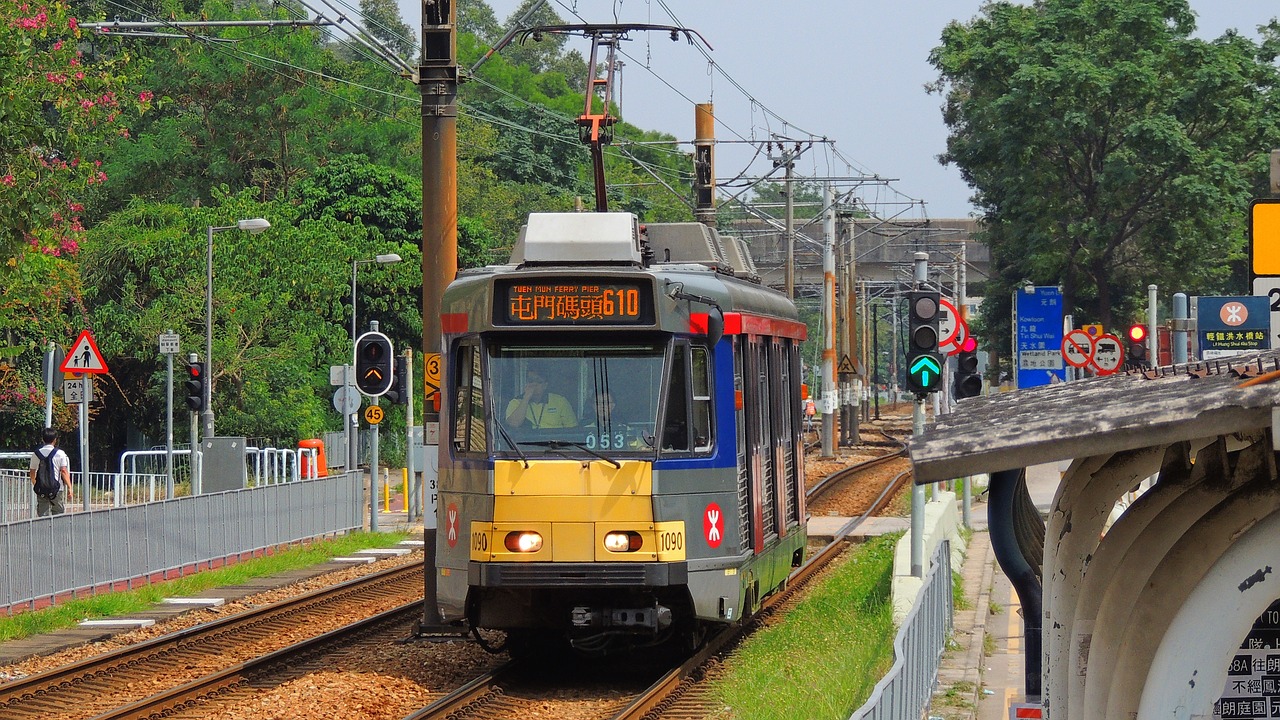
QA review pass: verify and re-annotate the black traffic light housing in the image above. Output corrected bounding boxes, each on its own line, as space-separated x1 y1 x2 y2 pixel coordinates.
1127 324 1149 368
905 290 943 394
386 355 408 405
184 361 206 412
953 343 982 399
355 331 395 397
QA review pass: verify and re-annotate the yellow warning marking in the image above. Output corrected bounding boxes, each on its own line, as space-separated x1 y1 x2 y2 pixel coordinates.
1007 583 1021 653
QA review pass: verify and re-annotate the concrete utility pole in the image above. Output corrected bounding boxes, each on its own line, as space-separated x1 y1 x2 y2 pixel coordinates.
418 0 458 631
821 183 837 458
780 151 795 298
693 103 716 226
1148 284 1159 364
840 211 860 445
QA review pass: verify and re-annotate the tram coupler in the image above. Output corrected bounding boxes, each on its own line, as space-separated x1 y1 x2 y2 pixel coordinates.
570 604 673 633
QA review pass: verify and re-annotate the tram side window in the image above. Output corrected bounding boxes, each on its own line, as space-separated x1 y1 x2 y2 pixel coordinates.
662 345 689 451
452 343 487 454
691 346 713 451
661 343 714 453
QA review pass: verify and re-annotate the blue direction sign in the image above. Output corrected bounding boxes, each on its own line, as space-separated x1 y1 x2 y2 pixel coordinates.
907 354 943 393
1015 286 1066 388
1196 295 1270 360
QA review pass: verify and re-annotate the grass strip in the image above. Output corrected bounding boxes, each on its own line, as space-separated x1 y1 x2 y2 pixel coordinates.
713 533 899 720
0 531 408 644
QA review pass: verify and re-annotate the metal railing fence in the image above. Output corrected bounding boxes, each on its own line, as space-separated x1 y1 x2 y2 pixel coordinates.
2 444 324 523
848 539 954 720
0 470 362 612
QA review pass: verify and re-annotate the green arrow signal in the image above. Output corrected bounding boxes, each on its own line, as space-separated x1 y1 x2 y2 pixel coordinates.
908 354 942 391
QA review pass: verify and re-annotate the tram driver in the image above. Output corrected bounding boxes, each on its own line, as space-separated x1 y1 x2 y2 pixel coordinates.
504 365 578 430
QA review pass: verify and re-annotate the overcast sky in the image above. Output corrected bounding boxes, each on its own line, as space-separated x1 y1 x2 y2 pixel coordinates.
394 1 1278 219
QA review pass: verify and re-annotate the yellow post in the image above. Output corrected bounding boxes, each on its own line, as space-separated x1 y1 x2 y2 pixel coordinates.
382 469 390 511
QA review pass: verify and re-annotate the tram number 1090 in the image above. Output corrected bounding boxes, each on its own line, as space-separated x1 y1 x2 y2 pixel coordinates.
658 529 683 553
585 432 627 450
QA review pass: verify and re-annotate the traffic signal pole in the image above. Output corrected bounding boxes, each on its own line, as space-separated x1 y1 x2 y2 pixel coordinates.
911 252 928 578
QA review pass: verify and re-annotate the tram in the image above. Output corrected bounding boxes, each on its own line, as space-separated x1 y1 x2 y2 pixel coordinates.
433 211 806 653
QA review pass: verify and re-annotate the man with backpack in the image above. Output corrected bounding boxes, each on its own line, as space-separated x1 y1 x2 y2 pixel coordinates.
29 427 72 516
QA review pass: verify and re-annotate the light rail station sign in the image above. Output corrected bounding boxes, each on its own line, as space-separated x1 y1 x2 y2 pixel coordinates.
1196 296 1270 360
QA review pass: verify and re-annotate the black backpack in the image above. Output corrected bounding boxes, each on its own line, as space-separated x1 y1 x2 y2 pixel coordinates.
34 447 60 498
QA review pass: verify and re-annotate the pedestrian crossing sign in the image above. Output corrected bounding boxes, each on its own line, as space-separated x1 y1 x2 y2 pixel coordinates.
59 330 109 374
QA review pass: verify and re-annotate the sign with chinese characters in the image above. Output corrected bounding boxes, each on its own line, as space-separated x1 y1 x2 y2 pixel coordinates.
497 279 653 325
1214 598 1280 719
1197 296 1270 360
1015 286 1065 388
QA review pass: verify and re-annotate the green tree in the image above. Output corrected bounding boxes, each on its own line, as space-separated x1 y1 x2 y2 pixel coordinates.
0 0 149 256
78 188 422 457
929 0 1280 353
359 0 416 61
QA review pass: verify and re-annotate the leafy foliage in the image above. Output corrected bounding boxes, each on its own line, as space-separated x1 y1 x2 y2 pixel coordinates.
0 0 699 459
930 0 1280 357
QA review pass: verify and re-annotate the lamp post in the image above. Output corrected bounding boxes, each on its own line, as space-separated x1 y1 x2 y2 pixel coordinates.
351 253 403 349
348 253 402 471
204 218 270 440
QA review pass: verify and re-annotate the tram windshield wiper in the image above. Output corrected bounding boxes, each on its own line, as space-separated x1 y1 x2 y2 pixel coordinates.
495 422 529 468
518 440 621 469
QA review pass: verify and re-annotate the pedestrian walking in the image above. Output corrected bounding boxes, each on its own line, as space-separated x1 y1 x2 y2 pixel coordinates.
30 427 73 516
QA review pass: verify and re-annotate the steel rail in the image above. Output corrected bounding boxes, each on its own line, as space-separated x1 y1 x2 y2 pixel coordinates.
0 563 422 716
401 660 520 720
805 429 909 505
97 602 422 719
613 515 865 720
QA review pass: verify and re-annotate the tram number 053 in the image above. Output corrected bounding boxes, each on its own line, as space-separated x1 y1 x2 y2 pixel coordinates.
659 530 684 553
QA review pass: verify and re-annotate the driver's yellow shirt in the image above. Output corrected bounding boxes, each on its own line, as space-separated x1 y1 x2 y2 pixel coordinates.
505 393 578 428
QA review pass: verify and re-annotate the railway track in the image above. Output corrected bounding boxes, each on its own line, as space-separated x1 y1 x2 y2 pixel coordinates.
403 514 867 720
806 426 911 516
0 563 425 720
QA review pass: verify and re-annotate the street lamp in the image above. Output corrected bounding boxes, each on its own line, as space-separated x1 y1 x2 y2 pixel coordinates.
351 253 403 348
348 253 402 471
204 218 270 440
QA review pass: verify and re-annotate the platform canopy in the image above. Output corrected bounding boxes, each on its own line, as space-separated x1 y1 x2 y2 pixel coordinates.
909 348 1280 483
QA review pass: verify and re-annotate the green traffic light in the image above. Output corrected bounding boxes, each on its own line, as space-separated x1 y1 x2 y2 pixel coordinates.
908 354 942 392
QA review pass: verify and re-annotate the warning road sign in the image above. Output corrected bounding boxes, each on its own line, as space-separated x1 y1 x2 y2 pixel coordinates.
60 330 108 374
837 354 857 375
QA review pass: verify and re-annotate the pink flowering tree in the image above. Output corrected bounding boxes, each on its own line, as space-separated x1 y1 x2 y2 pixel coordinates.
0 0 148 439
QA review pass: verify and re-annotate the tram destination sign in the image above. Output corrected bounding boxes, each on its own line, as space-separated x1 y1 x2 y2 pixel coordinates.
496 278 653 325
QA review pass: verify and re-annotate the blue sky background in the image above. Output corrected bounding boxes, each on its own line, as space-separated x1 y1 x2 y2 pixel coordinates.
395 1 1279 219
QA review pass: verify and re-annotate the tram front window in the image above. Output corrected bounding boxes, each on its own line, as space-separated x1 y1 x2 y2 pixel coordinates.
490 342 664 454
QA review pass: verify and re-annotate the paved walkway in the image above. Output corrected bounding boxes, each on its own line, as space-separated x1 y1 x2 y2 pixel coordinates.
928 463 1063 720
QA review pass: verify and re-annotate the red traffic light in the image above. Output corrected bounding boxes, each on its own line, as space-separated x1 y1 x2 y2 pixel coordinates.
960 335 977 353
188 364 203 379
1128 324 1147 342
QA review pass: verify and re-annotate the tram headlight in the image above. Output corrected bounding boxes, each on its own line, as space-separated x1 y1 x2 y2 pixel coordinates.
604 531 643 553
504 531 543 553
